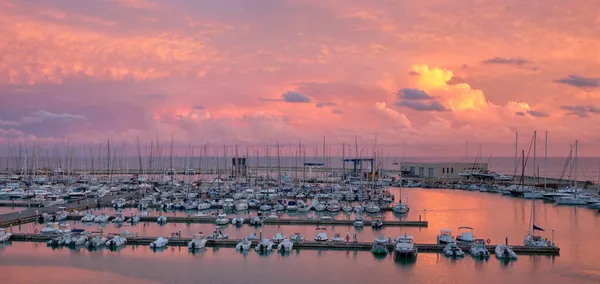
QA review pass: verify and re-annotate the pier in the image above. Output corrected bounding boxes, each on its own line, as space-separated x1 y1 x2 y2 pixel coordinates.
65 215 428 227
7 233 559 255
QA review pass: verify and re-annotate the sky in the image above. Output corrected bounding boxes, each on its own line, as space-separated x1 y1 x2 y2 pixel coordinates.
1 0 600 157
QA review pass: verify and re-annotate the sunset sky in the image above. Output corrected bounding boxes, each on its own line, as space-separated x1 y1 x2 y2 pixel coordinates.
1 0 599 157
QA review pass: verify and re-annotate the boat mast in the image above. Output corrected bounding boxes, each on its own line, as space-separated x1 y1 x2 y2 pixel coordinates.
533 131 537 188
574 140 578 190
513 132 519 180
544 131 548 190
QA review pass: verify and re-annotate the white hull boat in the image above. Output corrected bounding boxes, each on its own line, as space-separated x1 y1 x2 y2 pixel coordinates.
495 244 517 260
150 237 169 249
277 239 294 252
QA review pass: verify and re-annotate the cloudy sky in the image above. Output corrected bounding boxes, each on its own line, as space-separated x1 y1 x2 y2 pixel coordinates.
1 0 599 156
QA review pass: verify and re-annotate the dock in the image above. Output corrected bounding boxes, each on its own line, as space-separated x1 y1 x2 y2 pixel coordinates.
65 215 428 227
7 233 559 255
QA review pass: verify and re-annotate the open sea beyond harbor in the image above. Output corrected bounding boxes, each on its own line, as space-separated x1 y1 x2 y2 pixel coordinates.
1 188 599 284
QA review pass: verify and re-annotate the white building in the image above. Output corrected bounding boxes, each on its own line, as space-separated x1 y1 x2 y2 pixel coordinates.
402 162 488 179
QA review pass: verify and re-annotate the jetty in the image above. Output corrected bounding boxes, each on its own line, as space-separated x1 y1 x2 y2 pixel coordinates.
65 215 428 227
7 233 559 255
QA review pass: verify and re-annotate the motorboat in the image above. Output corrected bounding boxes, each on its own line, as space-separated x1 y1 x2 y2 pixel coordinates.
456 226 475 243
40 222 59 234
235 201 249 211
47 233 71 246
272 233 286 243
255 239 274 253
365 204 380 214
188 233 207 250
393 233 417 259
207 227 228 239
297 200 311 212
198 201 212 210
443 241 465 257
555 195 588 205
184 201 199 210
106 235 127 248
313 203 327 212
94 213 110 223
353 205 363 213
495 244 517 260
353 216 364 227
0 228 12 242
236 238 252 251
56 223 72 234
437 229 454 244
246 232 258 240
81 213 96 222
222 199 235 211
314 227 328 241
277 238 294 252
231 217 244 226
371 235 389 255
215 214 230 225
112 212 125 223
524 232 550 247
342 204 353 212
469 239 490 258
392 202 409 214
290 233 304 242
126 215 141 223
54 207 68 221
249 216 263 226
286 200 298 211
150 237 169 249
86 235 108 248
371 218 383 229
65 233 88 247
326 201 341 212
274 202 285 211
259 204 272 211
157 215 167 224
331 233 344 242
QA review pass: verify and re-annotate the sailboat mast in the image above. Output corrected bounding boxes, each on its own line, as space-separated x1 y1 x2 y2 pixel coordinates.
574 140 578 189
533 131 537 185
544 131 548 190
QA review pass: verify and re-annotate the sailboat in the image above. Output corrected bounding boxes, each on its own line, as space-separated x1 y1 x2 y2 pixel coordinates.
524 132 551 248
393 142 409 214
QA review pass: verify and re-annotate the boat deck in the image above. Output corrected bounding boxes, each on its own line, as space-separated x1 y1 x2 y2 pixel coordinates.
7 233 560 255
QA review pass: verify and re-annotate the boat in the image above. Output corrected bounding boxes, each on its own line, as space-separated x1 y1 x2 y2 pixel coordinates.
47 233 71 246
524 183 551 247
111 212 125 223
286 200 298 211
255 239 274 252
469 239 490 258
371 235 389 255
0 228 12 242
157 215 167 224
342 204 353 212
314 227 328 241
495 244 517 260
392 202 409 214
249 216 263 226
365 204 380 214
94 213 110 223
443 241 465 257
277 238 294 252
126 215 141 223
222 199 235 211
290 233 304 242
393 233 417 259
40 222 59 234
353 216 364 227
296 200 310 212
246 232 257 240
65 233 88 247
235 201 249 211
437 229 454 244
259 204 272 211
188 233 207 250
106 235 127 248
54 207 68 221
231 217 244 226
456 226 475 243
86 235 107 248
236 238 252 251
331 233 344 242
313 203 327 212
215 214 230 225
198 201 211 210
207 227 228 239
81 213 96 222
272 233 286 243
371 218 383 229
150 237 169 249
326 201 341 212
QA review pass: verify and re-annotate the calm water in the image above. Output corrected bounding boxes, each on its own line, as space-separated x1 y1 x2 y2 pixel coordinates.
2 188 600 283
0 207 26 214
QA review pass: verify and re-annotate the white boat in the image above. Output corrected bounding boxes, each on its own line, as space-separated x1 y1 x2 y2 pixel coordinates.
222 199 235 211
555 195 588 205
249 216 263 226
272 233 286 243
86 235 107 248
342 204 353 212
65 233 88 246
259 204 272 211
297 201 311 212
0 228 12 242
353 216 364 227
207 227 228 239
106 235 127 248
188 233 207 250
231 217 244 226
150 237 169 249
495 244 517 260
126 215 141 223
274 203 285 211
94 213 110 223
365 204 380 214
215 214 230 225
236 238 252 251
246 232 258 240
331 233 344 242
371 235 389 255
277 238 294 252
326 202 341 212
198 202 211 210
392 202 409 214
235 202 249 211
157 215 167 224
313 203 327 212
443 241 465 257
353 205 363 213
456 226 475 243
112 212 125 223
81 213 96 222
524 232 550 247
40 222 59 234
393 233 417 259
437 229 454 244
469 239 490 258
371 218 383 229
314 227 328 241
290 233 304 242
255 239 274 252
54 207 68 221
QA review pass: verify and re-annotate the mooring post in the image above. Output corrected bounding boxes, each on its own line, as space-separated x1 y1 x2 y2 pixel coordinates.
505 236 508 245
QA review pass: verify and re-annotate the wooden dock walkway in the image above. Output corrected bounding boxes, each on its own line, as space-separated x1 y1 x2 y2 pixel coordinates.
65 215 428 227
7 233 559 255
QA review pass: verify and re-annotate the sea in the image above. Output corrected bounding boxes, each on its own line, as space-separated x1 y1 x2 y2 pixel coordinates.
1 188 599 284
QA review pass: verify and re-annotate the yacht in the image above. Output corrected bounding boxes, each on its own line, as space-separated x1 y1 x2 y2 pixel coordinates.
392 202 409 214
40 222 59 234
188 233 207 250
274 202 285 211
555 195 589 205
393 233 417 259
150 237 169 249
443 241 465 257
469 239 490 258
437 229 454 244
222 199 235 211
495 244 517 260
456 226 475 243
342 204 353 212
313 202 327 212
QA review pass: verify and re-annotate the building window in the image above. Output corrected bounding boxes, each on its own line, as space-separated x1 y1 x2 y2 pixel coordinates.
442 168 445 174
451 168 454 173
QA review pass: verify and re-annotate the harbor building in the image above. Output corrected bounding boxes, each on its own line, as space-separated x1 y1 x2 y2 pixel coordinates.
401 162 488 179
